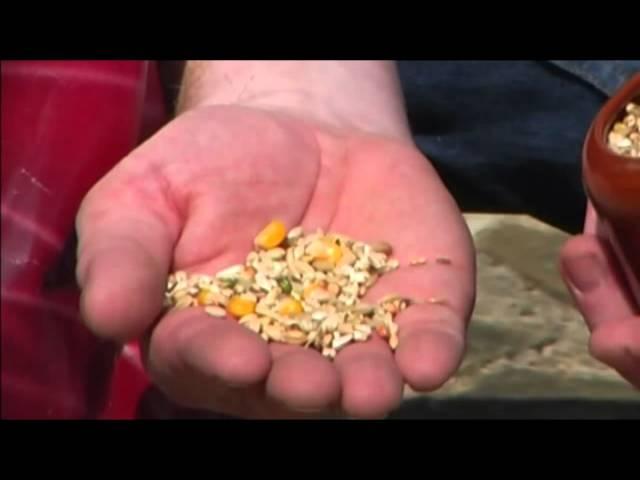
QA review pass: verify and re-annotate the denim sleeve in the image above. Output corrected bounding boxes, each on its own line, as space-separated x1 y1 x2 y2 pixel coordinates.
549 60 640 96
397 60 639 234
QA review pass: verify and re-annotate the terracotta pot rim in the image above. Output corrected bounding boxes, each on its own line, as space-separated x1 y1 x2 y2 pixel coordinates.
587 73 640 169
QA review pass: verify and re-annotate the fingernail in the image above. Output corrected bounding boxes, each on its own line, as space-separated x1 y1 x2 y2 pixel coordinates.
566 254 604 293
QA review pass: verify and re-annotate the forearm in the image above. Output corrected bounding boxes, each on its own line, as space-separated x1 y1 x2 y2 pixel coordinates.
176 61 413 141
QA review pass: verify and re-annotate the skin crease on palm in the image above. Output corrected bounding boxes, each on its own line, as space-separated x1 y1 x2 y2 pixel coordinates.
75 105 477 419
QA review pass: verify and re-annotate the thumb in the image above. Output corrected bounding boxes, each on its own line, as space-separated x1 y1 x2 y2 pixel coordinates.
560 234 636 332
76 181 179 343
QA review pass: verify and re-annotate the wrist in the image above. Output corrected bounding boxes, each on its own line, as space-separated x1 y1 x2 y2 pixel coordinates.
176 61 414 142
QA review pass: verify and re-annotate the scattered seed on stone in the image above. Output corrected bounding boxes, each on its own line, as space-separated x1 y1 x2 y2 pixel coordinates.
409 257 428 266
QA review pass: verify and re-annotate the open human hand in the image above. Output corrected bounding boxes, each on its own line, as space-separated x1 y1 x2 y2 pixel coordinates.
76 105 476 418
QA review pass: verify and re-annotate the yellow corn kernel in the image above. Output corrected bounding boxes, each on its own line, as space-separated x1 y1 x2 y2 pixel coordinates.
315 239 342 263
254 220 287 250
278 296 304 316
196 289 217 306
227 295 256 318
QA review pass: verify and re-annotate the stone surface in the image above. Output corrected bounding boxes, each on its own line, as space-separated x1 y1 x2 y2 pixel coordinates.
397 214 639 417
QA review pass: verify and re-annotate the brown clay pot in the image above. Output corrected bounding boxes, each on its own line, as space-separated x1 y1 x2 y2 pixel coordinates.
583 73 640 308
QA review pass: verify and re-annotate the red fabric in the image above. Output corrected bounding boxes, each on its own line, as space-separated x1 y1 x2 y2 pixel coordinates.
98 344 150 420
1 60 167 419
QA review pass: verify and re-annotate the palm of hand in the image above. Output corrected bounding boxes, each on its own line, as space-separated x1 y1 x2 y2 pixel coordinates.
77 105 476 418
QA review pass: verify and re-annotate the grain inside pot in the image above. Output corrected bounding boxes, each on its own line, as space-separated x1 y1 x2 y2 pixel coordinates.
608 100 640 158
164 221 418 359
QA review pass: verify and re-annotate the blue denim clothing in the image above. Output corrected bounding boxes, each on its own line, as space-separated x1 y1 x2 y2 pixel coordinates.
397 60 640 234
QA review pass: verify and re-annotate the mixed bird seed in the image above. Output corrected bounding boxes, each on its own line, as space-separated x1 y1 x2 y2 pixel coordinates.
607 100 640 158
164 220 446 359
